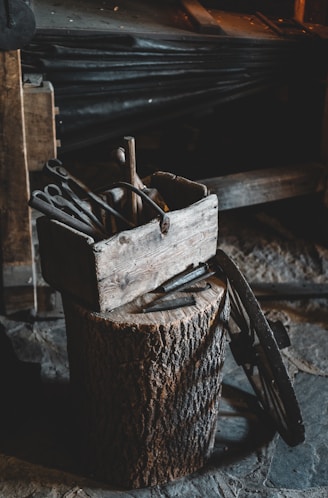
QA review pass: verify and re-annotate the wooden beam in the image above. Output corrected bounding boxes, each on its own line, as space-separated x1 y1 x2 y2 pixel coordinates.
23 80 59 171
0 50 36 314
294 0 306 22
180 0 224 34
199 163 327 211
295 0 328 25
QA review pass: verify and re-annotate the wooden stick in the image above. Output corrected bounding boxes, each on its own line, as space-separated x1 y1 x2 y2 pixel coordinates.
0 50 36 313
123 136 138 225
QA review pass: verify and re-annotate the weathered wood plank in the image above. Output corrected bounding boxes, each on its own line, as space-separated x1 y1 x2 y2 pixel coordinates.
37 192 219 312
200 163 327 211
23 80 58 171
0 50 36 313
180 0 224 34
252 281 328 300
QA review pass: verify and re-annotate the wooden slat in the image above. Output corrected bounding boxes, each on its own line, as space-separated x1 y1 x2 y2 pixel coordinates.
293 0 306 22
180 0 224 34
0 50 36 313
200 163 327 211
23 80 58 171
252 282 328 300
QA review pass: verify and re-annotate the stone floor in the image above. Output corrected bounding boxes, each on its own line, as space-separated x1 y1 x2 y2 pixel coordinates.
0 196 327 497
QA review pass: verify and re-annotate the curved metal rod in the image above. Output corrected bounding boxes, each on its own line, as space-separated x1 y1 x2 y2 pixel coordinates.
112 181 170 235
43 159 135 229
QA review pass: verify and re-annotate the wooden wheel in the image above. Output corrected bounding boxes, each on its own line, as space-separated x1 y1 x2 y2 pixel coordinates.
214 249 305 447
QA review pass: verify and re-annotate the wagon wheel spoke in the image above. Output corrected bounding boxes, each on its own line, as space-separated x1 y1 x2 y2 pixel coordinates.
214 249 305 447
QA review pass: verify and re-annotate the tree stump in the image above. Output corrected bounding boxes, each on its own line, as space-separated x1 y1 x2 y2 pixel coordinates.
62 276 229 489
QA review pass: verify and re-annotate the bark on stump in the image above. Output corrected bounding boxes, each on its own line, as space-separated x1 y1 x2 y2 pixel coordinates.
62 277 229 489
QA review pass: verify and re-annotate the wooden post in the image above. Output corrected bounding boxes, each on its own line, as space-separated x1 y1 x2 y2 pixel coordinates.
23 80 58 171
294 0 306 22
0 50 36 314
62 277 228 488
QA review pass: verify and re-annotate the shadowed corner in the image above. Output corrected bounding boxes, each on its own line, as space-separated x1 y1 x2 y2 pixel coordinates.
209 382 277 467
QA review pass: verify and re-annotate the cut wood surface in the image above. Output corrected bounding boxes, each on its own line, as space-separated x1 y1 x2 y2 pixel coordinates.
62 275 228 488
200 163 327 211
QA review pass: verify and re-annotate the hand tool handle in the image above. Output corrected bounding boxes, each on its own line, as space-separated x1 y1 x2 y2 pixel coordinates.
123 136 139 225
43 159 135 229
112 181 170 234
28 195 104 241
60 181 108 233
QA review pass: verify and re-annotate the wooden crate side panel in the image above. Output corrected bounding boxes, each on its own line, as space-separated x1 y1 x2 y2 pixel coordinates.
36 216 100 309
150 171 208 210
94 194 218 311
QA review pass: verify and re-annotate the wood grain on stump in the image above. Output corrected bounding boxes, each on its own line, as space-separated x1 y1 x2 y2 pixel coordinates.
62 276 229 489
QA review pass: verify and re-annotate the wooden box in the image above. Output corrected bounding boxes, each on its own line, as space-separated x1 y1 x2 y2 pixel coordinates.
36 171 219 312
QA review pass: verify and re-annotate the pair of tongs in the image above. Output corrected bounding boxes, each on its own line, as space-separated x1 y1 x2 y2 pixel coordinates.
30 159 170 240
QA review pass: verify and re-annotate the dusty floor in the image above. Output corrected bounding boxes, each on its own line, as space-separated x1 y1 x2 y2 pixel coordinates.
0 194 327 497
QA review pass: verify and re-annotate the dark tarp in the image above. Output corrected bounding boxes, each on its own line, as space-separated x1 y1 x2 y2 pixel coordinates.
21 31 325 152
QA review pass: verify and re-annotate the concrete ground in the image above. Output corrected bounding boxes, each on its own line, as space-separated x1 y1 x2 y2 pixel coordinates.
0 195 327 497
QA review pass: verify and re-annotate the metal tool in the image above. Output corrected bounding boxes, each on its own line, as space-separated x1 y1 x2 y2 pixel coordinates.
214 248 305 447
43 159 135 230
28 191 105 241
142 295 196 313
141 263 214 313
39 184 108 235
157 262 212 293
57 181 107 233
112 181 170 234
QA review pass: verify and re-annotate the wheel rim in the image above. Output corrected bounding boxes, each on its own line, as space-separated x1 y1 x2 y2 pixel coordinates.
215 248 305 446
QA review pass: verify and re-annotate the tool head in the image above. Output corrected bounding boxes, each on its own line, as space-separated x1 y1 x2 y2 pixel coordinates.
0 0 36 51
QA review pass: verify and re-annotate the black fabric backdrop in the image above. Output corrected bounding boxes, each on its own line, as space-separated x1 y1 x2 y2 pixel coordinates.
21 31 325 152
